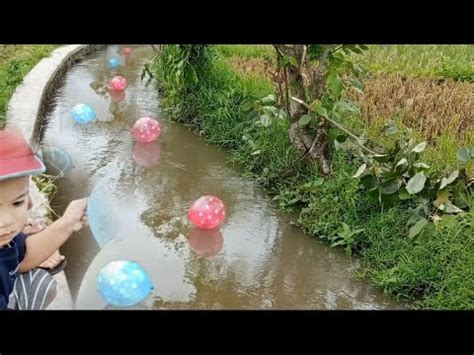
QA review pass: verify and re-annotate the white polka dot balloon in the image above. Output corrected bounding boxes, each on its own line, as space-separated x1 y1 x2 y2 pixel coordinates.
131 117 161 143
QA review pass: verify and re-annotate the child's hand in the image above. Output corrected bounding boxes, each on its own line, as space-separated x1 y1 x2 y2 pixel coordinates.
60 198 89 233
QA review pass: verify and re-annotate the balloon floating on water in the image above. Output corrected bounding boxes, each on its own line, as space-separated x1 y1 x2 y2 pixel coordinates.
41 145 73 176
107 57 121 69
188 196 226 230
71 103 96 124
87 183 121 248
188 228 224 257
131 117 161 143
123 47 132 55
132 141 161 168
97 260 153 307
110 76 127 91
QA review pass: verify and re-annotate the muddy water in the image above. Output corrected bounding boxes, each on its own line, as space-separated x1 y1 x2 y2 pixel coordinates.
40 45 402 309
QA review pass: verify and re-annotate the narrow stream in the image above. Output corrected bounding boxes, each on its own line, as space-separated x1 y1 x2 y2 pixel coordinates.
40 45 402 309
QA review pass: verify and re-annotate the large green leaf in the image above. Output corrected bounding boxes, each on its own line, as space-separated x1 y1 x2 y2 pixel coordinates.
298 114 312 126
406 172 427 195
337 100 359 113
413 162 430 170
328 74 343 97
395 158 408 168
381 180 399 194
444 202 464 214
398 188 413 200
457 147 471 164
411 142 427 153
353 163 367 178
439 170 459 190
408 218 428 239
260 114 270 127
260 94 276 105
315 106 329 119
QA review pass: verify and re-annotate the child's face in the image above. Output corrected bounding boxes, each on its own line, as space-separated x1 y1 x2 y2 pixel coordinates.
0 176 30 246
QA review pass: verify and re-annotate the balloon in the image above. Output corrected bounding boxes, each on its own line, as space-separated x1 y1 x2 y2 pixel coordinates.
188 228 224 257
123 47 132 55
41 145 73 176
70 103 96 124
131 117 161 143
87 183 120 248
132 142 161 168
188 196 226 229
110 76 127 91
97 260 153 307
108 58 121 69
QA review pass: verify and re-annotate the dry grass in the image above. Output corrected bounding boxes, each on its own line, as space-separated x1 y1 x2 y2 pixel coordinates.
347 73 474 144
225 56 474 146
225 56 274 80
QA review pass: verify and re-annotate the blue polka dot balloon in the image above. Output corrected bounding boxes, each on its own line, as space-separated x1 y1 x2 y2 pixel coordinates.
108 57 121 69
71 103 96 124
97 261 153 307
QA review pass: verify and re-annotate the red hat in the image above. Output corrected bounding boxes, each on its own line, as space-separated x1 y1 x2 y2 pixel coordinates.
0 127 45 181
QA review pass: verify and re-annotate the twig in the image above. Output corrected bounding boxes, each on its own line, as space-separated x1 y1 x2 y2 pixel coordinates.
290 96 380 156
280 131 322 176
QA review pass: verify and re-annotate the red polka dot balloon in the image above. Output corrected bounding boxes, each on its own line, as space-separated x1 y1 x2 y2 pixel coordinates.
123 47 132 55
188 228 224 257
110 76 127 91
132 117 161 143
188 196 226 230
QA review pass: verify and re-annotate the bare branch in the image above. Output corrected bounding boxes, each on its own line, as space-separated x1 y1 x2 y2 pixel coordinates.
290 96 380 156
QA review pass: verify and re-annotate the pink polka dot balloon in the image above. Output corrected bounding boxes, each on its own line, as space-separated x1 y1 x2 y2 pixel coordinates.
188 228 224 257
188 196 226 230
131 117 161 143
123 47 132 55
110 76 127 91
132 142 161 168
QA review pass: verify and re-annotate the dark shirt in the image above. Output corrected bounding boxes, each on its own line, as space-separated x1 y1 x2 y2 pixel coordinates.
0 233 27 309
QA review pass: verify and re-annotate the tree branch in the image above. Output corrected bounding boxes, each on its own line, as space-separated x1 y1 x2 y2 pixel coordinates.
290 96 380 156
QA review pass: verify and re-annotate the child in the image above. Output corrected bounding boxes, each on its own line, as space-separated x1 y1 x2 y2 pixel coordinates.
0 127 88 310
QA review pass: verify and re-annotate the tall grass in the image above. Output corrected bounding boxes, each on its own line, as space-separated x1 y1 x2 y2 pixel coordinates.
354 45 474 82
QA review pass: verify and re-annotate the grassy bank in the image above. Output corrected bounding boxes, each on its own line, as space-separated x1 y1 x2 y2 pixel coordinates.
152 45 473 309
217 45 474 175
0 45 57 127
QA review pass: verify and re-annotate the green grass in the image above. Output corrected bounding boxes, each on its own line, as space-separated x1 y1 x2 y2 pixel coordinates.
0 45 58 127
355 45 474 82
216 44 474 82
152 45 474 309
215 45 275 61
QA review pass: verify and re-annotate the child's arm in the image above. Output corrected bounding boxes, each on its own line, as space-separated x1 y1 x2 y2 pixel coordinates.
19 198 88 273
